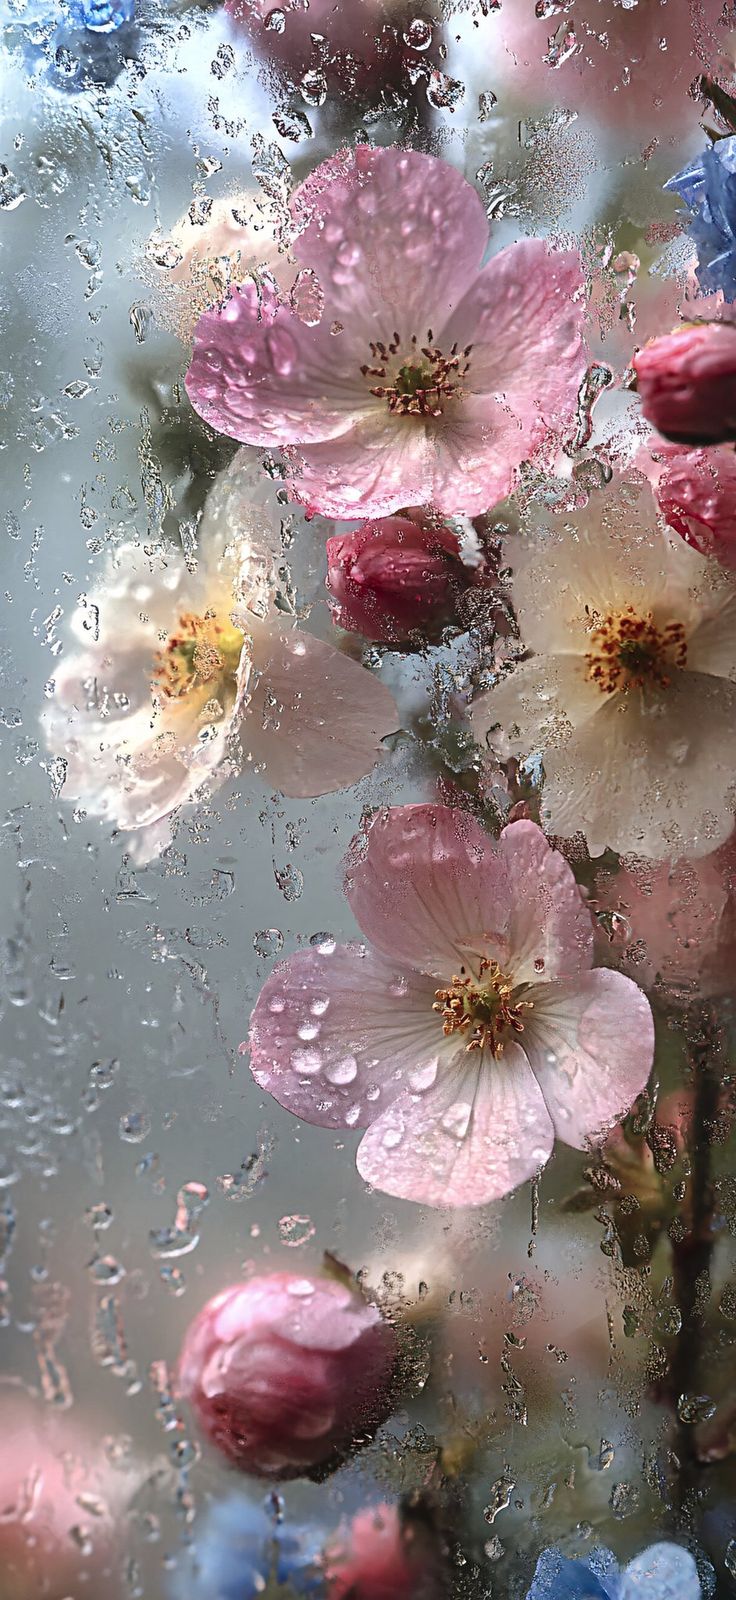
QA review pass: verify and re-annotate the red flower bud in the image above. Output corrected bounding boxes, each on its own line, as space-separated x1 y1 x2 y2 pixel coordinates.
178 1272 398 1479
634 323 736 445
326 515 490 643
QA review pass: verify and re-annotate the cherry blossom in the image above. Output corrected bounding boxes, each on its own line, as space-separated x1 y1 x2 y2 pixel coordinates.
247 805 653 1208
43 454 397 862
472 477 736 860
185 146 586 518
634 323 736 446
325 1501 447 1600
226 0 443 103
0 1399 140 1599
493 0 728 139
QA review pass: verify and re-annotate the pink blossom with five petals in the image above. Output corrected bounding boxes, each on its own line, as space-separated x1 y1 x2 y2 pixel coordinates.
185 146 586 519
247 805 653 1208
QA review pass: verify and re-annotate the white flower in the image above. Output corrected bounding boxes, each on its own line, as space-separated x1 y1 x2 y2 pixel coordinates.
145 193 286 341
472 477 736 859
44 453 397 863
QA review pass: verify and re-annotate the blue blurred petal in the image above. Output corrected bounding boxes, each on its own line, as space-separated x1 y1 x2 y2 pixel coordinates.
619 1543 701 1600
526 1547 619 1600
666 135 736 302
168 1496 324 1600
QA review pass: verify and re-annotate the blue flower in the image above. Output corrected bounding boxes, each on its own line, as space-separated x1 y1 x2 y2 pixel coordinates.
168 1496 325 1600
666 136 736 301
526 1542 703 1600
2 0 136 91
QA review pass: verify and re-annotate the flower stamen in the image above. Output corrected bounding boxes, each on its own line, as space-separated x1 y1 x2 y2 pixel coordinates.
361 330 472 419
432 958 531 1058
152 608 242 701
585 605 688 694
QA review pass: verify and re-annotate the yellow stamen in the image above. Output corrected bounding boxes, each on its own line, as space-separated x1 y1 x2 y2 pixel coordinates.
432 958 531 1059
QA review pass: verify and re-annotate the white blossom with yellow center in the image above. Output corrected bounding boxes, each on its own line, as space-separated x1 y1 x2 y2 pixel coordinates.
472 478 736 860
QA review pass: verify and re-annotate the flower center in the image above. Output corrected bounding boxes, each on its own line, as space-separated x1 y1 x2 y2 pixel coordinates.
151 608 243 702
432 958 531 1058
585 605 688 695
361 329 471 418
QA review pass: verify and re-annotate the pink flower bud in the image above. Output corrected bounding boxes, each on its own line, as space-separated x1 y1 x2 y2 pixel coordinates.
325 1502 447 1600
326 515 490 643
178 1271 398 1479
634 323 736 445
646 441 736 568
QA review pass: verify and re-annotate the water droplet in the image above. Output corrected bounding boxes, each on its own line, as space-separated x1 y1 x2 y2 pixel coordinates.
119 1111 151 1144
278 1214 316 1248
254 928 284 958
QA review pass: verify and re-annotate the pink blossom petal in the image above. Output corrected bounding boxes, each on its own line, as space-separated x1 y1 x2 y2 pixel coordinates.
522 969 654 1150
243 625 398 797
291 146 490 341
496 819 594 982
186 279 370 448
248 945 440 1130
283 411 443 519
355 1042 555 1208
443 240 586 443
344 803 513 978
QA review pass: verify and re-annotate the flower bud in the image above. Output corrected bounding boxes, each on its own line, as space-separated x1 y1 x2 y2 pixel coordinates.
634 323 736 444
324 1501 448 1600
178 1271 398 1479
646 441 736 568
326 515 490 643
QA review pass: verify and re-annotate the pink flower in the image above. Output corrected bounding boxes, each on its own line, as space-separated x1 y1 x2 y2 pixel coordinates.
177 1271 398 1479
634 323 736 445
247 805 654 1208
185 147 586 519
326 513 494 643
594 835 736 1005
0 1400 139 1599
644 440 736 569
325 1502 446 1600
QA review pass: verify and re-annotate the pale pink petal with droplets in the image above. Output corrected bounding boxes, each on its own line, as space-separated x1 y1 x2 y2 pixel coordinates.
186 279 369 449
290 145 490 339
354 1041 555 1209
496 819 594 984
344 803 513 979
247 945 438 1129
521 969 654 1150
242 624 398 797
